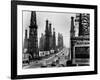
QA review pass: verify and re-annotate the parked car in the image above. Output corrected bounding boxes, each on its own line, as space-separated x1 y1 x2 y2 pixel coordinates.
51 61 57 66
44 51 50 56
22 53 32 64
41 62 47 67
23 58 29 64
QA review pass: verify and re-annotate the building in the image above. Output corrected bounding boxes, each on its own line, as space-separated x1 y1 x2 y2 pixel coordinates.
78 14 90 36
70 13 90 66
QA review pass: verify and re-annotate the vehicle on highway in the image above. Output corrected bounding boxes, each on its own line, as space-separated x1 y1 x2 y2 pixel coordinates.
41 62 47 67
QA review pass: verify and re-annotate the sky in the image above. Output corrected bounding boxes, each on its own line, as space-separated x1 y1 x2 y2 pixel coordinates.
23 11 76 48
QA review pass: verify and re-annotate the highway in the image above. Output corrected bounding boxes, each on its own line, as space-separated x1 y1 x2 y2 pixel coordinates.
23 47 70 69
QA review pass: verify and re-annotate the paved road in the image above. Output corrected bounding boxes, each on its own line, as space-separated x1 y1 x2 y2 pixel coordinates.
23 47 70 69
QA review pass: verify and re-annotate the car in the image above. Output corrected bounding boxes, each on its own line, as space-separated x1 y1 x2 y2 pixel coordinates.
41 62 47 67
39 51 45 57
51 61 57 66
41 65 47 67
35 61 38 63
23 58 29 64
